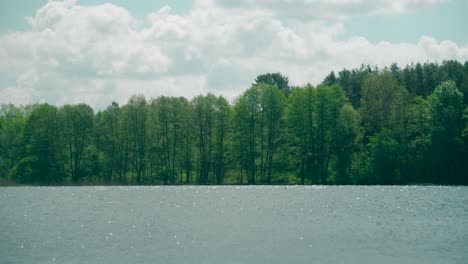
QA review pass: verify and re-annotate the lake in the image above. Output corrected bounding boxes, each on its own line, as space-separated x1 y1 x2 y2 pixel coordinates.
0 186 467 264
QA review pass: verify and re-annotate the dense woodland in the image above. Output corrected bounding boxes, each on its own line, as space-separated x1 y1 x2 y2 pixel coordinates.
1 60 467 185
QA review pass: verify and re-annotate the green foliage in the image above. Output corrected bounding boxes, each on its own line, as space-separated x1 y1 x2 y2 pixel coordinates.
360 72 407 136
285 84 317 184
60 103 94 182
405 97 432 182
0 104 27 179
367 130 401 184
1 61 467 185
427 81 466 183
94 102 122 183
192 94 230 184
15 104 64 184
125 95 148 184
254 73 291 96
232 84 286 184
335 104 360 184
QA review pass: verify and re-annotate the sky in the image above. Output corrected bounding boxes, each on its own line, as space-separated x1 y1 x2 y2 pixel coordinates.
1 0 467 109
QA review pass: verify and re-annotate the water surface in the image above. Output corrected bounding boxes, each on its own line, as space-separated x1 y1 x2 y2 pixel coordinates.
0 186 467 263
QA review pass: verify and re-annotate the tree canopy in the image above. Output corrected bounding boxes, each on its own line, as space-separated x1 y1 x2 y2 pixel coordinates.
1 60 467 185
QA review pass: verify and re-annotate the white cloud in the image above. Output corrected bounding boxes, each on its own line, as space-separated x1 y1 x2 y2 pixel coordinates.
0 69 40 105
0 86 37 105
0 0 466 108
195 0 444 20
50 75 207 108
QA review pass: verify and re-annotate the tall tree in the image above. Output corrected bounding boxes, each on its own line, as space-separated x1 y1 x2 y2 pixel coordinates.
315 84 346 183
286 85 317 184
94 102 122 183
192 94 230 184
233 87 261 184
335 104 360 184
428 81 466 183
125 96 148 184
1 60 467 186
261 84 286 184
60 104 94 183
148 96 193 184
234 84 286 184
405 97 432 182
360 72 407 136
15 104 64 184
0 104 27 179
213 96 230 185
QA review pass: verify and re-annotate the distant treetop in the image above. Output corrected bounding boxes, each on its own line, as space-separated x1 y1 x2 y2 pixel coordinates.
254 72 291 96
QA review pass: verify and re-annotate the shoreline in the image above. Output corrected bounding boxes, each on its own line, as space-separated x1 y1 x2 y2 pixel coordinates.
0 181 463 187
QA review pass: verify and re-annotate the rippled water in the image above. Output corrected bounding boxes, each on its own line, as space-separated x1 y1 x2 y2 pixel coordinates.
0 186 467 264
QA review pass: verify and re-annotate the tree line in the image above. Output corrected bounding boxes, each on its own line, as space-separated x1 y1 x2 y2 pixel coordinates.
1 60 467 185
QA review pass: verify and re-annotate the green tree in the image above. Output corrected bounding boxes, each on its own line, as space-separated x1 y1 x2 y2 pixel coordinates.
192 94 230 184
260 84 286 184
60 104 94 183
213 96 230 185
315 84 346 184
254 73 291 96
125 96 148 184
428 80 465 183
233 84 286 184
148 96 193 184
406 97 432 182
335 104 360 184
337 65 373 108
367 129 400 184
178 98 196 184
232 96 250 184
150 97 176 184
1 60 467 186
360 72 407 136
15 104 64 184
322 71 337 86
286 85 317 184
94 102 122 183
0 104 27 179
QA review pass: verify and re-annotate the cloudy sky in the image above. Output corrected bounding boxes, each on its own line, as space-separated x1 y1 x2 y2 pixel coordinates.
1 0 467 108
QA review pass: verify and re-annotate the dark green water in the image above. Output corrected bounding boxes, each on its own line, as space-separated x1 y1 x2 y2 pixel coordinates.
0 186 467 264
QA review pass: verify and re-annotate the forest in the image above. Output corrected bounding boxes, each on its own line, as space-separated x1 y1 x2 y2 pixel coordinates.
1 60 467 185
